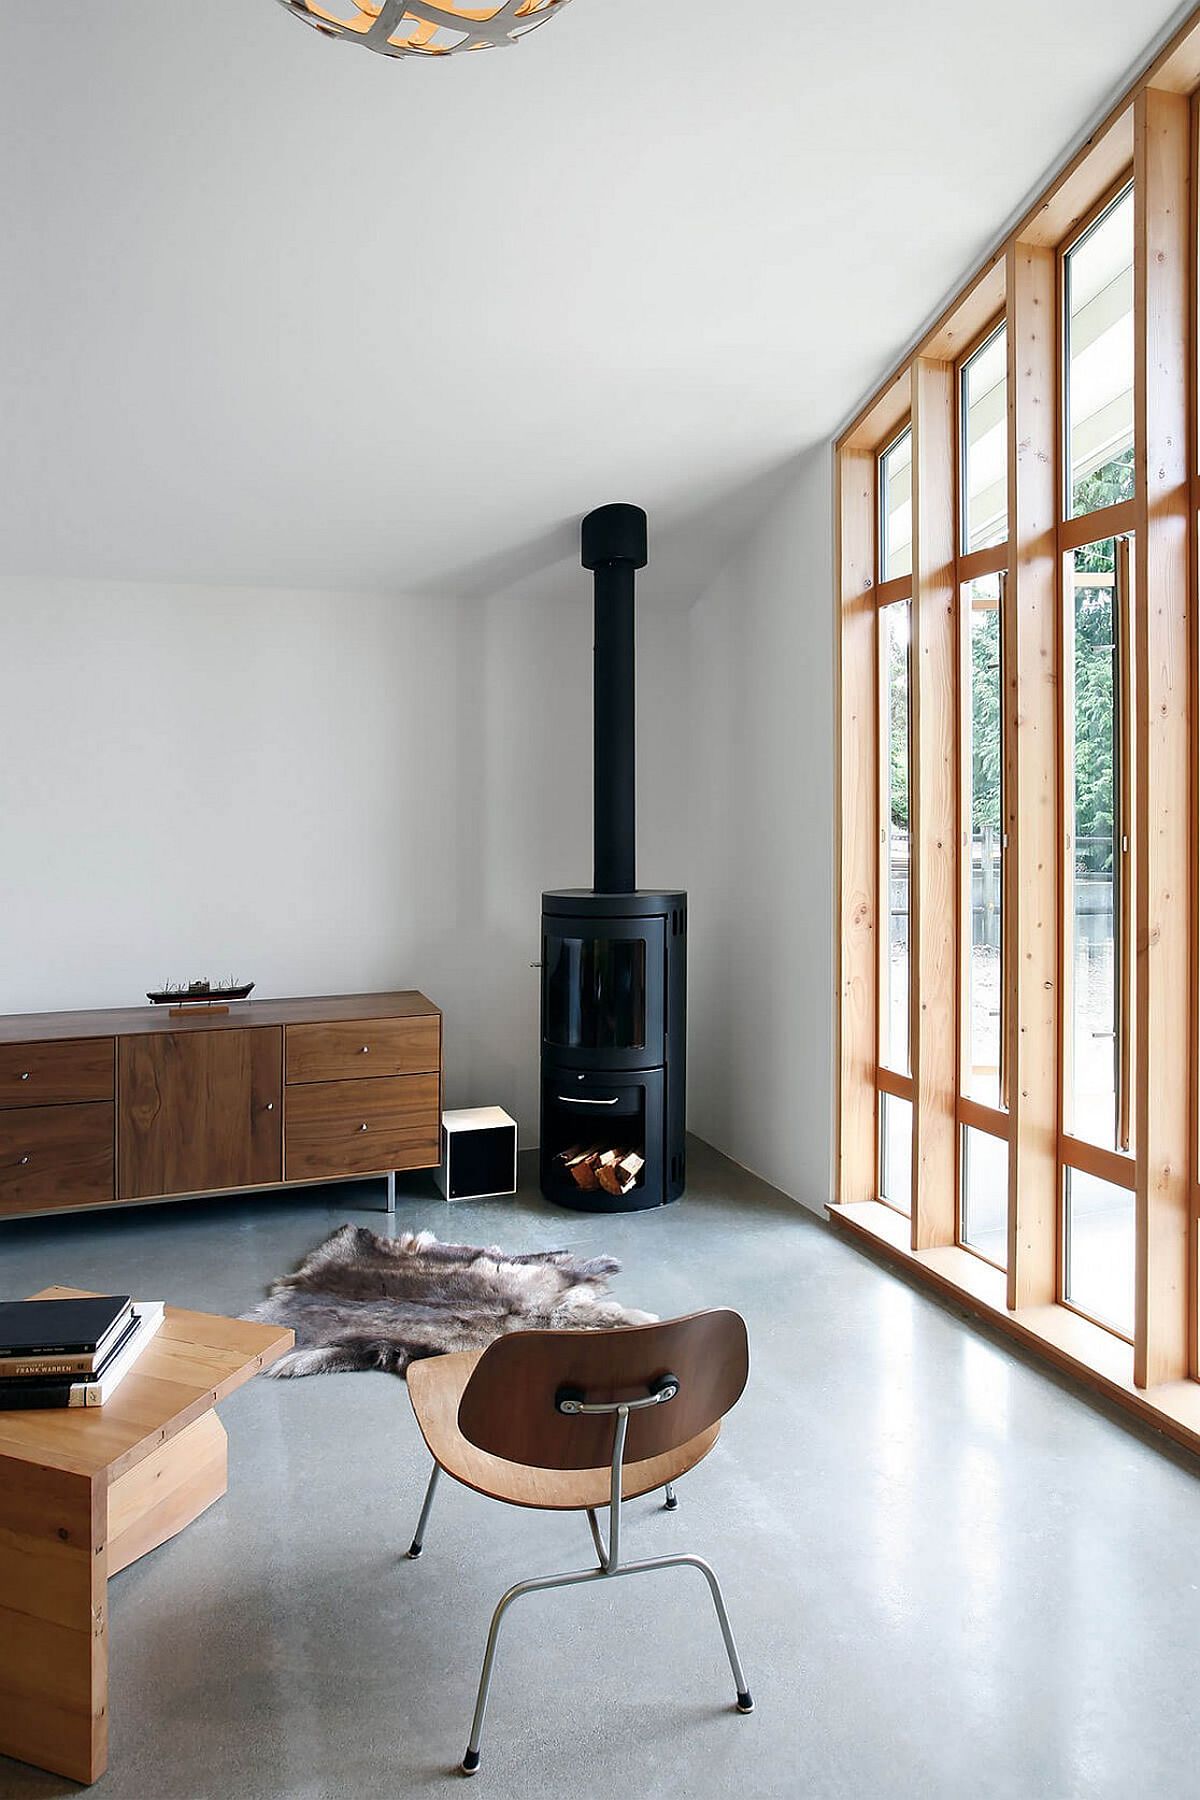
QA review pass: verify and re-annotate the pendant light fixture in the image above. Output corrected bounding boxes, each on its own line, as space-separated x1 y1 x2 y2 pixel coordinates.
273 0 572 60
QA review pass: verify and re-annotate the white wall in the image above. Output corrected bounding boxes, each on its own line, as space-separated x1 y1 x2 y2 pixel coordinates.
0 577 688 1145
678 444 835 1215
0 499 827 1196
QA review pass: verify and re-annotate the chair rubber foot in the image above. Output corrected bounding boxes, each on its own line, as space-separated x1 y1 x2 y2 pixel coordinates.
736 1691 755 1714
406 1542 423 1559
461 1750 481 1776
664 1494 678 1511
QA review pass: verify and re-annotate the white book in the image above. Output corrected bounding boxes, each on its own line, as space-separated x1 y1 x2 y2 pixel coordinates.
71 1301 165 1407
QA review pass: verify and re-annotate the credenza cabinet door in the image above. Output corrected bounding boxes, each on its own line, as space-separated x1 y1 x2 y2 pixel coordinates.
118 1028 282 1201
284 1073 441 1182
0 1101 114 1214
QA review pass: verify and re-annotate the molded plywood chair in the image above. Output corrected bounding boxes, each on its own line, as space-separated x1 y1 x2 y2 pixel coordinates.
405 1309 754 1776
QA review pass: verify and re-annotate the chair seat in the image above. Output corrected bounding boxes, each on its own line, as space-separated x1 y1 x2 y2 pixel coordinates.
407 1348 720 1512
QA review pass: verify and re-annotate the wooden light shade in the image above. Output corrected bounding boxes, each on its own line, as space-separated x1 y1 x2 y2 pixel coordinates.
274 0 573 59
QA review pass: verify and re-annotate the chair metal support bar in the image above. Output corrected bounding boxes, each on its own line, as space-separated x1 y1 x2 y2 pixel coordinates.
583 1404 629 1571
461 1550 753 1772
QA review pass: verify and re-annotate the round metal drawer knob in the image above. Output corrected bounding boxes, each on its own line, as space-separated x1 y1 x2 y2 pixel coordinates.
265 1102 274 1112
20 1072 30 1081
359 1122 369 1131
18 1155 29 1166
360 1045 370 1054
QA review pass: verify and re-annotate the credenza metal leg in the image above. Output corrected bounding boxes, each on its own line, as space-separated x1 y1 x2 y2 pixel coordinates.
382 1169 396 1214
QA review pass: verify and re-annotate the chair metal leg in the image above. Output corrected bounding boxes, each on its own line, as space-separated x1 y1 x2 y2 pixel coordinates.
459 1548 753 1773
671 1551 754 1712
664 1482 678 1510
407 1462 440 1559
586 1507 609 1568
462 1566 605 1774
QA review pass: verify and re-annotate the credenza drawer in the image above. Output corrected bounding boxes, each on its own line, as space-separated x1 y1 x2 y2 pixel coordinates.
284 1074 440 1181
0 1102 115 1214
0 1038 115 1108
285 1016 440 1086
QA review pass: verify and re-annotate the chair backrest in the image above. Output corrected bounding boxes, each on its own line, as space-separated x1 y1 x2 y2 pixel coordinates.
457 1309 749 1472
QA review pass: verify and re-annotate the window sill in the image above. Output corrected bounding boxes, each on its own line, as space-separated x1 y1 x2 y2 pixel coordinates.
827 1200 1200 1459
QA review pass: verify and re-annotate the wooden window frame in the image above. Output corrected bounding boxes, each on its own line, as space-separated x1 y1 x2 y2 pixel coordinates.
833 5 1200 1460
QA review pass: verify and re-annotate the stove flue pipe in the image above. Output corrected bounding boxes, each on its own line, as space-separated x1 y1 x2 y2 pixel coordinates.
581 503 647 896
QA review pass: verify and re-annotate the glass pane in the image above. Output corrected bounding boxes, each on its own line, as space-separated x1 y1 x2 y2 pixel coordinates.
544 935 646 1050
882 601 910 1073
961 325 1008 552
965 575 1003 1106
1066 187 1134 517
961 1126 1008 1268
880 1092 912 1215
880 429 913 580
1064 1167 1134 1338
1068 540 1119 1147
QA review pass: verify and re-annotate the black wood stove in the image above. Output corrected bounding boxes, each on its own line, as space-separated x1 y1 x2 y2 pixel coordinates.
540 504 686 1212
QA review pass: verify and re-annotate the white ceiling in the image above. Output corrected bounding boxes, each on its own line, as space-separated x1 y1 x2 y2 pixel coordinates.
0 0 1188 604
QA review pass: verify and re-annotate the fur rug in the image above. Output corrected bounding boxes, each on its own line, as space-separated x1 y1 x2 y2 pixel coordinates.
243 1224 655 1379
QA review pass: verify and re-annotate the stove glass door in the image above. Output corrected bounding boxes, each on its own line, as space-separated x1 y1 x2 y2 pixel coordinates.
542 916 665 1066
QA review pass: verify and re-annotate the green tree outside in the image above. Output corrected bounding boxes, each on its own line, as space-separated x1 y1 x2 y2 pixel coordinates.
888 442 1130 871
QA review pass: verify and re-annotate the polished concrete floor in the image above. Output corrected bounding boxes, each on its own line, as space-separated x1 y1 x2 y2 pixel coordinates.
2 1139 1199 1800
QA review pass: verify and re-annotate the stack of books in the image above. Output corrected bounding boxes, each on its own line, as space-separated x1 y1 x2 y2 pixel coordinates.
0 1294 165 1411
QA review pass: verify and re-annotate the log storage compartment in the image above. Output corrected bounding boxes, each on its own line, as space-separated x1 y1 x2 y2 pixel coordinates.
0 991 441 1221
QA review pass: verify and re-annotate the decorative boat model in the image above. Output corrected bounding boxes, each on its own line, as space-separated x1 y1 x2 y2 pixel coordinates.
146 978 255 1007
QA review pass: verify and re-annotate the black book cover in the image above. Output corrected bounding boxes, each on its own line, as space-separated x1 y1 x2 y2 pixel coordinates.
0 1379 82 1411
0 1310 143 1404
0 1295 132 1357
0 1310 140 1389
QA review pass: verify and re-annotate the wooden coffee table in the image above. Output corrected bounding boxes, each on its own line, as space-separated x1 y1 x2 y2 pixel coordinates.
0 1287 292 1784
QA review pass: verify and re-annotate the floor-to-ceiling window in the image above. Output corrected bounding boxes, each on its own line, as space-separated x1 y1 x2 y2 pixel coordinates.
835 33 1200 1454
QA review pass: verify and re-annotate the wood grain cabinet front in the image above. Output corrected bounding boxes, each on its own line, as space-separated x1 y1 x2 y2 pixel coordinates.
0 1039 114 1108
285 1016 440 1086
0 992 440 1220
118 1029 282 1201
0 1102 115 1214
285 1073 440 1182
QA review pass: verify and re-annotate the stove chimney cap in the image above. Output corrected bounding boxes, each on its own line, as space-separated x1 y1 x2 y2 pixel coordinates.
581 503 648 572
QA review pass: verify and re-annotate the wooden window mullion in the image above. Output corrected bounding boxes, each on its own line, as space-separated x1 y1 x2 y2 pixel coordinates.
1005 241 1061 1310
836 447 880 1208
1133 86 1193 1388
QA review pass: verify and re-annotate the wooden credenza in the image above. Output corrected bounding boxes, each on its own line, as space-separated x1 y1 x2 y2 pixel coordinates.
0 991 442 1220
